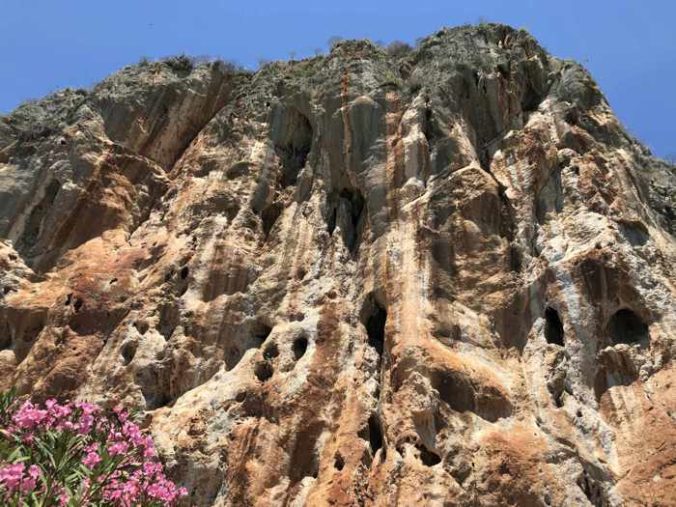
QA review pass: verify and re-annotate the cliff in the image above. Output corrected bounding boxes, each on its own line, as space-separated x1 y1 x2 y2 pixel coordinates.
0 24 674 506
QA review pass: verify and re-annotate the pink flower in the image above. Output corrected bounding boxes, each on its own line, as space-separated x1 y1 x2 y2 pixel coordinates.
142 461 162 477
52 403 72 419
56 420 76 432
58 491 70 506
122 421 144 446
20 476 36 493
76 401 98 415
12 401 48 429
0 396 185 505
113 405 129 423
82 452 102 469
0 463 24 491
78 414 95 434
107 441 129 456
84 443 99 454
27 465 40 480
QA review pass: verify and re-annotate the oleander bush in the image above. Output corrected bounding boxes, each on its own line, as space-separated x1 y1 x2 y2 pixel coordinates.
0 390 186 506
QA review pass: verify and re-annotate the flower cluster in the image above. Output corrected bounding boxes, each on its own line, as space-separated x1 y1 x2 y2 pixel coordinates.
0 391 187 506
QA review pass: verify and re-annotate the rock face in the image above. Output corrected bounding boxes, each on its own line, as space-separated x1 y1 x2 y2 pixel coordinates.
1 25 674 506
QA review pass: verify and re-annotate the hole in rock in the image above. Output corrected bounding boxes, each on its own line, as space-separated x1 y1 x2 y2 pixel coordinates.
158 304 180 341
136 366 171 410
146 393 171 410
73 298 83 312
253 322 273 345
416 443 441 467
361 295 386 357
273 109 313 187
544 307 564 346
133 320 149 335
327 189 366 254
289 421 322 483
226 161 250 179
65 293 72 306
20 179 60 248
261 202 284 238
521 83 543 113
0 326 11 350
263 342 279 360
254 361 273 382
292 335 308 360
179 266 189 279
235 392 247 402
339 189 365 253
327 207 337 236
432 370 474 414
120 341 138 366
577 471 604 506
607 309 649 345
619 221 649 247
223 322 273 371
509 245 522 272
334 452 345 471
365 414 384 456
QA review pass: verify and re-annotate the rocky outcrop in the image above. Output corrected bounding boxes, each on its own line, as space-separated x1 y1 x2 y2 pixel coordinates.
1 25 674 506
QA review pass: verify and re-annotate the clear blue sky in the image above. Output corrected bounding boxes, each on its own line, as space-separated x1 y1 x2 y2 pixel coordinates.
1 0 674 158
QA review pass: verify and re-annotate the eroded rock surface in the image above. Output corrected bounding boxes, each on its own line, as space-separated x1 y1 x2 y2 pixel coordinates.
1 25 674 506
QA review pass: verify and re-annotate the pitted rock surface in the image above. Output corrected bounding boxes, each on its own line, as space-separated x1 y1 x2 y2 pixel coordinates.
1 25 674 506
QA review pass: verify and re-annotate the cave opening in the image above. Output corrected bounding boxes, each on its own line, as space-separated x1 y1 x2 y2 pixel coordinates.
288 422 322 483
361 295 386 356
544 307 564 346
619 220 649 247
339 189 365 253
120 341 138 366
224 321 273 371
254 361 273 382
607 308 649 345
261 201 284 238
263 342 279 360
333 452 345 471
327 188 366 254
20 179 60 249
292 335 308 360
416 443 441 467
273 109 313 187
0 321 11 350
432 370 474 414
367 414 383 456
253 322 273 346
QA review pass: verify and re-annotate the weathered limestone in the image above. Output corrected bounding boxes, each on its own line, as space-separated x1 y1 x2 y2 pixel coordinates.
0 24 674 506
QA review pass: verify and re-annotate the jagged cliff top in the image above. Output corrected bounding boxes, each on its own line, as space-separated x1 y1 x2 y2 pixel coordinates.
3 23 673 230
